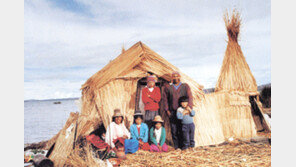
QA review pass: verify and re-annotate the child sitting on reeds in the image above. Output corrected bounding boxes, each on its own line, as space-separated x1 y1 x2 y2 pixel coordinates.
176 96 196 150
127 110 150 152
149 115 168 152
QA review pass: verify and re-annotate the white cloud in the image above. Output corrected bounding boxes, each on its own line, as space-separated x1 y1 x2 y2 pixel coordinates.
24 80 84 100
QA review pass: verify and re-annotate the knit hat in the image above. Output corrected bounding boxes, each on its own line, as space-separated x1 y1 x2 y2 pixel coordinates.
112 109 123 118
153 115 164 123
133 110 143 116
172 71 181 77
147 76 156 83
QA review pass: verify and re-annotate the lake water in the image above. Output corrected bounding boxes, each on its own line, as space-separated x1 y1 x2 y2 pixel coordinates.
24 98 80 144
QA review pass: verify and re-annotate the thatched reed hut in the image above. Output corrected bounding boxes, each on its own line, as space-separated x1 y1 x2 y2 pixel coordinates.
214 10 270 135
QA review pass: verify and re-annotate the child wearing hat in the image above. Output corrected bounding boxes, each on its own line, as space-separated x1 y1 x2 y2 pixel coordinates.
142 75 161 129
176 96 196 150
149 115 168 152
128 111 150 151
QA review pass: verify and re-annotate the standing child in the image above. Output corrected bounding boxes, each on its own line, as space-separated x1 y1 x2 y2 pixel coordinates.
149 115 168 152
176 96 196 150
129 111 150 152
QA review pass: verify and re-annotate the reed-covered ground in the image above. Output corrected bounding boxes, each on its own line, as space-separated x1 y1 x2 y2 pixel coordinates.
121 132 271 167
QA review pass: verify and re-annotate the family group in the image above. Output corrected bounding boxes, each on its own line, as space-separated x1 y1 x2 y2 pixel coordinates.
86 71 197 159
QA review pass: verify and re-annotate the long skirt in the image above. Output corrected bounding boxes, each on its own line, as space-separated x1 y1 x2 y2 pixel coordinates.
139 142 150 151
150 143 168 152
86 134 111 151
124 139 139 154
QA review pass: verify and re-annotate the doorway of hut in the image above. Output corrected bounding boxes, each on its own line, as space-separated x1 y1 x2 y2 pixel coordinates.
249 96 270 132
135 75 169 119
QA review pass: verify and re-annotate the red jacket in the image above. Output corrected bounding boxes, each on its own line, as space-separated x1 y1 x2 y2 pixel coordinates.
142 87 161 111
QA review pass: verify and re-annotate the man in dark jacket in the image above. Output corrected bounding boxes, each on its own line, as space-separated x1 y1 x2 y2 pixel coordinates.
163 71 193 149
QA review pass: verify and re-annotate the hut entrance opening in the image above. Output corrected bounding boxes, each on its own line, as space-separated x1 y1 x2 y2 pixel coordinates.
249 96 270 132
135 76 169 117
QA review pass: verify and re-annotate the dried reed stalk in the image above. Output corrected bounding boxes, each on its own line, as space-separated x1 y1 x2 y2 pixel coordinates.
64 143 106 167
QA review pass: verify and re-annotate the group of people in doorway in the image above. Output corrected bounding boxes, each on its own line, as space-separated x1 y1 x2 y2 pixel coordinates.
86 71 196 159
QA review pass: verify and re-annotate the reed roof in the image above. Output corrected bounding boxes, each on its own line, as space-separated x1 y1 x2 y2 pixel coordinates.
81 41 204 97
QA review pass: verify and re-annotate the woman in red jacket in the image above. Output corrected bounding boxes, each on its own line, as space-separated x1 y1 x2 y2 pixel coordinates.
142 76 161 129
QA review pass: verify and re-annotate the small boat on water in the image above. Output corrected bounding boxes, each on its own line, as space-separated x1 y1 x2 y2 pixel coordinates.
53 101 61 104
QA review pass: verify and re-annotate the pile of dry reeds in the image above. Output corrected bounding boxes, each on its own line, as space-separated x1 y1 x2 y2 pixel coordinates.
121 134 271 167
64 143 105 167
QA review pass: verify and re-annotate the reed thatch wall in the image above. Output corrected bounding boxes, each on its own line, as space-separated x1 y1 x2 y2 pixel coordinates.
94 79 138 130
195 93 225 146
196 92 257 146
218 92 257 138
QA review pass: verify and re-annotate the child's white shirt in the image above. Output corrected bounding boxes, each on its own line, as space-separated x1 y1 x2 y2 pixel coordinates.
154 127 162 144
105 122 131 148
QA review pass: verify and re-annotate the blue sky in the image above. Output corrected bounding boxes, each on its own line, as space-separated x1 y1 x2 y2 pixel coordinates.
24 0 270 100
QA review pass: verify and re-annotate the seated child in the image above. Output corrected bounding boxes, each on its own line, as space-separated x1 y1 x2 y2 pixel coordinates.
149 115 168 152
176 96 196 150
129 111 150 151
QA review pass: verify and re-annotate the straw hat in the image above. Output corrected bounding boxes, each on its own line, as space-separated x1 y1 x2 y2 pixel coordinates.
153 115 164 123
112 109 123 118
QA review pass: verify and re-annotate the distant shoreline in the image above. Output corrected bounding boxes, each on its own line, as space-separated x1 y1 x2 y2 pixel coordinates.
24 97 79 102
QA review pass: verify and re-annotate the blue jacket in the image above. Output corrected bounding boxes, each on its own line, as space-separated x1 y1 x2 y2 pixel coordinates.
130 123 149 143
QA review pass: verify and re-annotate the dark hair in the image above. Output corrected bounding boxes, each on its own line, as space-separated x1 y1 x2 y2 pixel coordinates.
90 125 106 140
133 115 143 124
178 96 189 106
112 116 124 123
